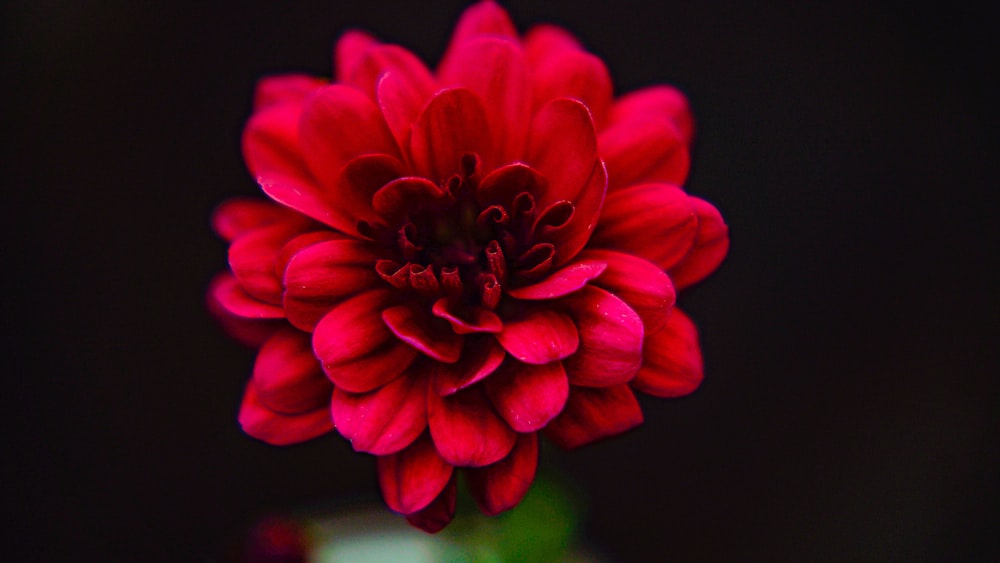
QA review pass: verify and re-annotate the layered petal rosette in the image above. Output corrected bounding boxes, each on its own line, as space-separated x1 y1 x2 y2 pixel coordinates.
209 1 728 532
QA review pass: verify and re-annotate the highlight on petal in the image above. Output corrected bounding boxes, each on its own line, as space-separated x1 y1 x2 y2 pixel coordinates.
378 434 454 514
531 49 613 127
428 385 516 467
300 85 401 190
506 258 606 300
485 359 569 433
239 382 333 446
560 286 644 387
346 44 436 104
667 197 730 289
431 298 503 335
410 88 493 182
331 367 428 455
283 239 380 331
313 290 418 393
590 183 697 270
543 384 643 449
253 327 332 414
383 304 463 363
577 249 676 335
432 336 506 396
406 475 457 533
467 432 538 516
496 308 579 365
632 308 704 398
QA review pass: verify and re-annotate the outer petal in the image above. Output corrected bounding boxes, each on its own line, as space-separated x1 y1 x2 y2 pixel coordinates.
331 367 428 455
590 183 697 270
523 24 581 68
410 88 493 182
439 37 530 167
283 239 380 331
428 385 516 467
560 286 644 387
577 249 676 335
466 432 538 516
609 84 694 147
211 197 298 242
667 197 730 289
313 290 418 393
632 308 704 398
485 360 569 433
206 274 282 347
600 118 689 190
531 49 613 128
253 74 327 110
210 272 285 319
378 434 454 514
346 44 436 104
334 30 378 83
496 308 579 365
406 476 457 533
442 0 517 53
299 85 401 190
228 220 312 305
525 98 599 205
543 384 643 449
238 382 333 446
253 327 332 414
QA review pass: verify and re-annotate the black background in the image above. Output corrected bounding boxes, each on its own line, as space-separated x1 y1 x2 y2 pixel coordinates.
4 1 997 560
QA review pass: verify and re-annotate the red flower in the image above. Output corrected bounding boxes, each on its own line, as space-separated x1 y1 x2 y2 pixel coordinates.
209 1 727 532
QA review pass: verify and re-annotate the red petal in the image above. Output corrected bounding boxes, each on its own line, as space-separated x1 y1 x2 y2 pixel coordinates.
253 74 327 110
523 25 581 68
548 160 607 268
496 308 579 365
578 249 676 335
477 163 547 207
485 360 569 433
210 272 285 319
329 154 408 237
253 327 332 414
300 85 401 191
334 30 378 83
283 239 380 331
383 304 463 363
506 258 606 300
331 368 428 455
560 286 644 387
531 50 613 128
526 98 599 205
206 274 282 347
406 476 457 533
439 37 530 166
238 382 333 446
211 197 298 242
543 384 643 449
243 102 310 181
228 221 311 304
313 290 418 392
378 434 454 514
466 432 538 516
372 177 447 226
432 336 506 396
431 298 503 335
609 85 694 147
346 44 435 104
410 88 493 183
275 230 346 278
591 183 698 270
443 0 517 53
428 385 516 467
377 72 429 163
632 309 704 398
667 197 729 289
600 118 689 190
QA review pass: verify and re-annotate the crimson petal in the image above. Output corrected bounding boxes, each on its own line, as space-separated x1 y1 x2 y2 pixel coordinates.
443 0 517 54
496 308 579 365
591 183 697 270
206 274 282 347
331 367 428 455
410 88 493 183
334 30 378 83
467 432 538 516
543 384 643 449
506 259 606 300
431 298 503 335
210 272 285 319
432 336 506 396
283 239 380 331
253 74 327 110
560 286 644 387
526 97 598 205
313 290 418 392
253 327 332 414
667 197 730 289
300 85 401 191
228 221 311 305
347 44 436 104
238 382 333 446
378 434 454 514
578 249 676 335
406 475 457 533
428 385 516 467
485 360 569 433
600 118 689 190
609 84 695 147
211 197 298 242
632 308 704 398
383 304 463 363
532 50 613 128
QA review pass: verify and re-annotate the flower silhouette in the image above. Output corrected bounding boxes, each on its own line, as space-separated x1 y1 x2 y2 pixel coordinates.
209 0 728 532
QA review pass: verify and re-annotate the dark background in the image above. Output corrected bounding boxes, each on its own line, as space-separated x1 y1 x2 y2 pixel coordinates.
4 1 997 560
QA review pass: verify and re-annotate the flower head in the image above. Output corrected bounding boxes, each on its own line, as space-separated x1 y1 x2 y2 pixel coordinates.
209 0 728 532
